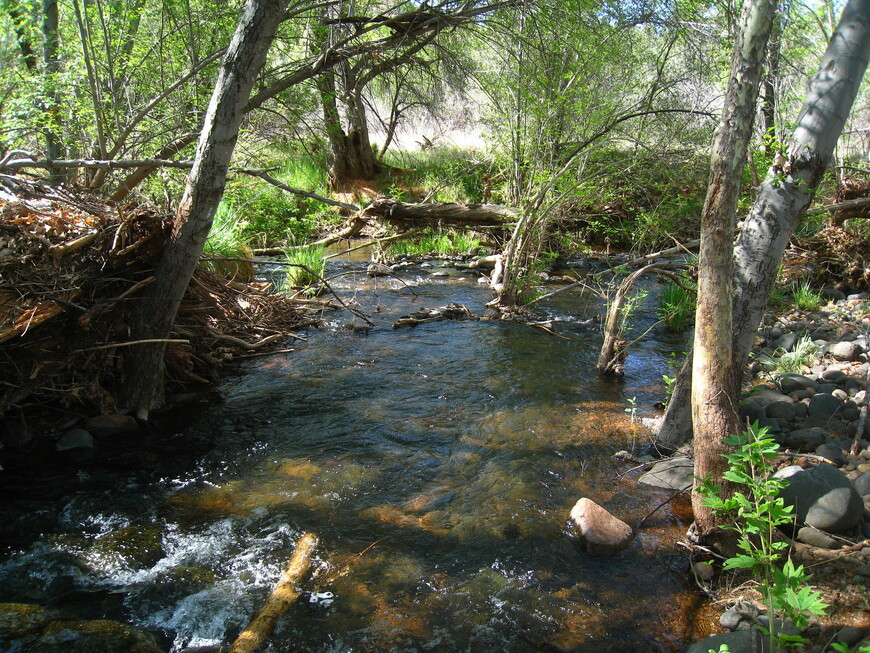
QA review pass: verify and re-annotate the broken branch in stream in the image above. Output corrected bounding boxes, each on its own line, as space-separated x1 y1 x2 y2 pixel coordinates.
228 532 318 653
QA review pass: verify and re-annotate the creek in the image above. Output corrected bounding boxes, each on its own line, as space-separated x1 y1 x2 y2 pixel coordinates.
0 250 714 652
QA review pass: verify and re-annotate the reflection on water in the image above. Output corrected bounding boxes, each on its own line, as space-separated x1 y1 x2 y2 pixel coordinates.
0 260 712 651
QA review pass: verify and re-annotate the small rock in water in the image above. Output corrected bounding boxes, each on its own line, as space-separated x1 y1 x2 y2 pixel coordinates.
638 457 693 491
55 429 94 452
567 498 634 554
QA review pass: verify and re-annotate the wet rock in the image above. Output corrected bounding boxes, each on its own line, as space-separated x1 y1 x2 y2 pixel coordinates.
796 526 839 549
367 262 391 277
34 619 161 652
55 429 94 452
85 415 139 438
0 603 56 639
774 463 864 533
830 341 864 362
778 373 818 394
87 524 165 570
568 498 634 553
807 392 844 417
638 457 693 490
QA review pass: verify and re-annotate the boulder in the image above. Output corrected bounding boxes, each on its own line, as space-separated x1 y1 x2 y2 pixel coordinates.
781 427 828 452
55 429 94 452
568 498 634 553
638 457 694 490
85 415 138 438
778 374 818 394
765 401 796 420
774 463 864 533
807 392 844 417
830 341 864 362
745 387 793 408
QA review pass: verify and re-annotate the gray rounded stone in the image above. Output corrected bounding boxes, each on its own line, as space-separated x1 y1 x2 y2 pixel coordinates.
830 341 864 362
807 392 843 416
774 333 800 353
782 427 828 452
55 429 94 452
778 373 818 394
766 401 796 420
853 471 870 497
638 457 694 490
796 526 839 549
774 463 864 533
815 443 846 467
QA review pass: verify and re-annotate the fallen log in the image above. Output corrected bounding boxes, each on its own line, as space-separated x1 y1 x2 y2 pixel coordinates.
359 198 516 229
228 532 318 653
393 302 474 328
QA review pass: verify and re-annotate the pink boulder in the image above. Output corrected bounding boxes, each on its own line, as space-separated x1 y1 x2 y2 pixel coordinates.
569 498 634 553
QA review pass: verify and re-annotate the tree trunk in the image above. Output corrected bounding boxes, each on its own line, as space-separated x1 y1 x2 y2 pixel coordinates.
358 198 516 228
122 0 288 418
691 0 775 539
657 0 870 450
42 0 63 179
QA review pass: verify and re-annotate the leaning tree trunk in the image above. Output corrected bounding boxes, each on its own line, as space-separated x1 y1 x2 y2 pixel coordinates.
691 0 775 540
657 0 870 450
122 0 288 418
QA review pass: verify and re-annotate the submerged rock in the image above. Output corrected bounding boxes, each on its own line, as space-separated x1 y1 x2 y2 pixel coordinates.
568 498 634 553
0 604 160 653
87 524 165 570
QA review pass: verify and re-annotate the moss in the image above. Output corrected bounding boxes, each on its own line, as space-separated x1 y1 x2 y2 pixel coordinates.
88 524 165 570
0 602 52 638
36 619 161 653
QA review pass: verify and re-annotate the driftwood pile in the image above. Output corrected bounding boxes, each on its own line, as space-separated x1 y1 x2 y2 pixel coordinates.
392 302 475 328
0 175 309 427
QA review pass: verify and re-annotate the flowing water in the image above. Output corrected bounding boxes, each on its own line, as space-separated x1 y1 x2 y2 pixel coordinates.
0 251 713 652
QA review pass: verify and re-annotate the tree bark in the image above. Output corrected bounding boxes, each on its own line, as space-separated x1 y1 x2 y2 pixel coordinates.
358 198 517 228
691 0 775 538
42 0 63 179
657 0 870 450
122 0 289 418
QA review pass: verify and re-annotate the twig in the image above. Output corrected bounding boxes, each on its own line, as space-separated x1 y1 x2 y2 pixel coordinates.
74 338 189 352
206 328 283 350
231 348 296 360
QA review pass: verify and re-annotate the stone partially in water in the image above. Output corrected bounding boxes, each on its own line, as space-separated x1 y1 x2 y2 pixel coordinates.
568 498 633 554
638 457 693 491
87 524 165 570
0 602 55 639
35 619 161 652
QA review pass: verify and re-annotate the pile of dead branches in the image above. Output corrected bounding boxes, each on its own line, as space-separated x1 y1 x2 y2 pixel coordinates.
0 174 311 426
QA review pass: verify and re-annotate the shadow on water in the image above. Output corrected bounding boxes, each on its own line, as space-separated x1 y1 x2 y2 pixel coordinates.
0 258 714 651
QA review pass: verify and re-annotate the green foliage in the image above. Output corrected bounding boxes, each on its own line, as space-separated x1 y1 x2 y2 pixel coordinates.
696 424 828 650
790 281 822 312
657 277 696 332
773 336 819 375
382 147 491 204
616 288 649 339
281 245 326 291
384 229 480 258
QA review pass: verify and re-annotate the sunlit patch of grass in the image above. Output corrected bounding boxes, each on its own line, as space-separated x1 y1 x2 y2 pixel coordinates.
281 244 326 291
384 229 481 258
791 280 823 312
774 335 819 374
202 201 254 281
656 278 696 332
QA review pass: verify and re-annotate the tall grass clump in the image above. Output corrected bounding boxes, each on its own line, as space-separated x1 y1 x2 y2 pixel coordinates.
384 229 480 258
790 281 822 312
382 147 491 204
774 335 819 375
657 278 696 332
281 244 326 291
202 201 254 281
